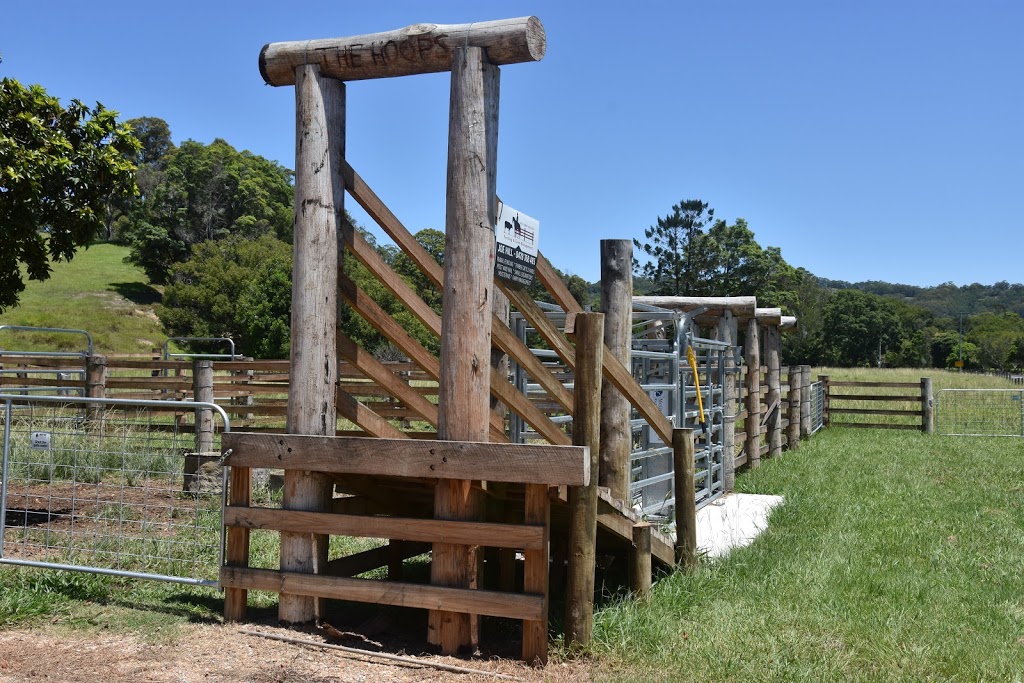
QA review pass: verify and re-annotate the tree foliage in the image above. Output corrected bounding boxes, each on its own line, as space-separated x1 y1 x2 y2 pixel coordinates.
633 199 715 296
0 78 139 312
158 227 450 360
159 235 293 358
121 137 293 284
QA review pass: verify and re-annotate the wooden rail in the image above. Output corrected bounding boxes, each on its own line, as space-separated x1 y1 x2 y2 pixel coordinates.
221 432 588 665
823 378 932 432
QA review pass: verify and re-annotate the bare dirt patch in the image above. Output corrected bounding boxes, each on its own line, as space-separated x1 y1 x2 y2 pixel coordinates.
0 623 592 682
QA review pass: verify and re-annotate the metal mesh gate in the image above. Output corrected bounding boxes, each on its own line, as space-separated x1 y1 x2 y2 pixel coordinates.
1 394 229 585
508 303 731 517
937 389 1024 437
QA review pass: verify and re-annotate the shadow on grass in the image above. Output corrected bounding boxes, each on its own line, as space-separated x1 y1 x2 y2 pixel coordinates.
110 281 162 305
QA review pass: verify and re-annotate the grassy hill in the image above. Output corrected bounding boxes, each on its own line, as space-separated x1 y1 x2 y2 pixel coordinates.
0 243 166 355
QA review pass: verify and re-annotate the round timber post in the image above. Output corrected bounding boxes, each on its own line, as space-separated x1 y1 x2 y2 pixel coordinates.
921 377 934 434
280 63 344 624
565 312 604 649
745 318 761 468
599 239 633 502
800 364 812 438
764 324 782 458
85 354 107 422
184 359 216 493
717 310 737 491
787 365 802 450
428 45 498 654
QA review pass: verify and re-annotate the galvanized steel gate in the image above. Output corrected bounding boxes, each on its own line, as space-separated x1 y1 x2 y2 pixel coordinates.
509 303 732 519
1 394 229 586
936 389 1024 437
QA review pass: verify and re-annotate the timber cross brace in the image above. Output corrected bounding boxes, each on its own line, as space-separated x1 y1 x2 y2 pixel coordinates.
245 17 547 658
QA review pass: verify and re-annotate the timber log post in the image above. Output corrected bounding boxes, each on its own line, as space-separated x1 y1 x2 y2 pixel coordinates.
745 319 761 468
800 364 812 438
921 377 934 434
184 359 216 493
85 354 107 422
565 312 604 649
765 324 782 458
599 239 632 501
717 311 737 491
428 46 498 654
787 365 801 450
672 428 697 571
280 64 344 624
259 18 545 85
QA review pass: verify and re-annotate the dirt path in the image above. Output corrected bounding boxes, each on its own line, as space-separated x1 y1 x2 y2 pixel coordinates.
0 623 591 682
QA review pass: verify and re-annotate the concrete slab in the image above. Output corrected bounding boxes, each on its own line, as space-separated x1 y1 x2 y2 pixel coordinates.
694 493 784 558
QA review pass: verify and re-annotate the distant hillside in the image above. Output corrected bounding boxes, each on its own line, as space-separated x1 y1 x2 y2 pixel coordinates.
817 278 1024 319
0 243 166 355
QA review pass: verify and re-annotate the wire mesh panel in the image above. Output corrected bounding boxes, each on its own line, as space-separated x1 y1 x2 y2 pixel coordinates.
810 381 825 435
937 389 1024 437
1 395 229 585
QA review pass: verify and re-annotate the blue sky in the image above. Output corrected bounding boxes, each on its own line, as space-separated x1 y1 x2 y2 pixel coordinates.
3 1 1021 287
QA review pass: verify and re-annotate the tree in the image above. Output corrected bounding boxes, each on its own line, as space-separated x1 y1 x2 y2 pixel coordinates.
122 138 293 283
159 235 293 358
103 116 175 241
820 290 908 366
633 199 716 296
0 78 139 312
127 116 174 166
967 312 1024 371
781 269 831 365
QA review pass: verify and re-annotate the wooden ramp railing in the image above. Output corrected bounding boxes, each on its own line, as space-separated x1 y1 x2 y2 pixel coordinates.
220 432 589 665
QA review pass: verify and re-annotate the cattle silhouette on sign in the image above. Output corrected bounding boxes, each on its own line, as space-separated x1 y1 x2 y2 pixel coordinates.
504 213 535 245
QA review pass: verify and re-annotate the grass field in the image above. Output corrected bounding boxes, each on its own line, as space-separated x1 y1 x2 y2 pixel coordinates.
0 243 165 355
590 423 1024 681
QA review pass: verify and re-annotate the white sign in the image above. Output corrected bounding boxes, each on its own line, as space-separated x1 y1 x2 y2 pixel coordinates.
647 389 672 446
31 432 51 450
494 202 540 287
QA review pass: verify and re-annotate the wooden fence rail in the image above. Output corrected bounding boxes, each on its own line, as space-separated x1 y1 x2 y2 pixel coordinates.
221 433 589 665
822 378 933 432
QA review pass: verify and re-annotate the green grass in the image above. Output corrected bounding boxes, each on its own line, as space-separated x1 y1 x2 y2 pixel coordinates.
0 243 165 354
590 427 1024 681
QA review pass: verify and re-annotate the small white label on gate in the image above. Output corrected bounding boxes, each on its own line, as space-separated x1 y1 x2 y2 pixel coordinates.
31 432 51 449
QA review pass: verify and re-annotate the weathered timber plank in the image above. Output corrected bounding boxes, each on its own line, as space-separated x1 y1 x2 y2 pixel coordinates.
522 483 550 665
260 18 545 85
337 333 439 429
832 422 923 430
533 255 674 445
223 464 252 622
220 567 544 621
325 541 431 577
335 389 408 440
828 381 923 388
829 394 923 402
829 408 924 417
222 432 588 485
223 507 545 550
342 161 574 417
337 274 507 442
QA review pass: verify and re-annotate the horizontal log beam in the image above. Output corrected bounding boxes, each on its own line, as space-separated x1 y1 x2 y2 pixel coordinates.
325 541 430 577
260 17 545 86
831 422 924 430
829 394 923 402
829 408 923 417
632 295 757 321
224 506 545 550
828 381 923 388
220 566 543 621
223 432 588 485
